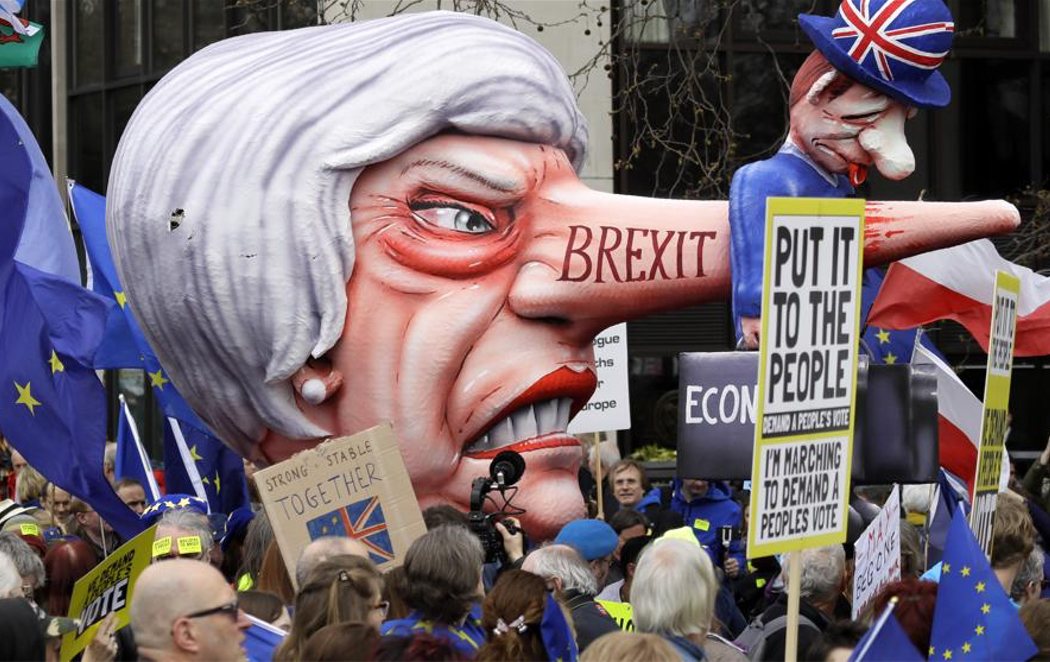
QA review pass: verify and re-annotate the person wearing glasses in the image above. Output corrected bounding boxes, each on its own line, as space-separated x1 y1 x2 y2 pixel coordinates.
274 554 385 661
131 558 250 661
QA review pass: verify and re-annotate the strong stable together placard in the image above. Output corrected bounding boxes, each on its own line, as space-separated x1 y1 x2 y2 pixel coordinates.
748 198 864 558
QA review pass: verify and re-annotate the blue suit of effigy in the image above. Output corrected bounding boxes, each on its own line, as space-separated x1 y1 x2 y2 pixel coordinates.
729 139 855 343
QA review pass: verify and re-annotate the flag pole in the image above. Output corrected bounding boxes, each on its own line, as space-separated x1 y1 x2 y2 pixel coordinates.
785 551 802 662
594 432 604 520
49 0 68 208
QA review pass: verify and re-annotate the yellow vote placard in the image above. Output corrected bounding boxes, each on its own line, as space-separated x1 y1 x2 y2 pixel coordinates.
747 197 864 558
969 270 1020 556
60 525 157 662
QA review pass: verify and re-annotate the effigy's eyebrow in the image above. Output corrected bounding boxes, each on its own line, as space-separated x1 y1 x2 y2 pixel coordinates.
401 158 525 195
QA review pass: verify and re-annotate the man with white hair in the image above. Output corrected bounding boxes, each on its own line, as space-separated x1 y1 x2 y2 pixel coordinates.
295 535 369 588
132 559 250 661
522 543 618 650
739 544 846 661
632 538 717 661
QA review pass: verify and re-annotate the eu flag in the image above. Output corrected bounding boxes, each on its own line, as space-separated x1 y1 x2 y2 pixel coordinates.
0 94 143 540
163 416 249 515
849 599 922 661
70 182 248 515
928 507 1037 660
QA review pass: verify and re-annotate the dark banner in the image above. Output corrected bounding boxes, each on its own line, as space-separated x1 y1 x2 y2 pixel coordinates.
677 352 938 484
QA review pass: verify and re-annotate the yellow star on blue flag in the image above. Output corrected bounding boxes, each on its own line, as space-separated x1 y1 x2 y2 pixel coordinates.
14 381 40 415
149 369 169 389
48 350 63 374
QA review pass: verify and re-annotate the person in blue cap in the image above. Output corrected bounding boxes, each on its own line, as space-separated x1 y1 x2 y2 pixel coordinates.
730 0 956 348
554 518 620 588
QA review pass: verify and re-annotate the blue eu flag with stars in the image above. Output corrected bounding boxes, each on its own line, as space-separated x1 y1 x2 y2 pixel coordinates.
928 507 1037 660
0 95 143 540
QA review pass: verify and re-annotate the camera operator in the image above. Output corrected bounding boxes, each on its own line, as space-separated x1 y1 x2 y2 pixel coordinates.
421 505 525 590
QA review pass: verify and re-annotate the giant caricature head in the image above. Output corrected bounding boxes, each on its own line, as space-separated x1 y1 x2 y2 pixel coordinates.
107 12 730 539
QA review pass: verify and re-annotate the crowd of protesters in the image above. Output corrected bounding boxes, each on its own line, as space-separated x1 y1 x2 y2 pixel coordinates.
4 433 1050 661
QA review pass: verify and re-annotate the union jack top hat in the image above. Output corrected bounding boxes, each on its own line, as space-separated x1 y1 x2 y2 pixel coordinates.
798 0 955 108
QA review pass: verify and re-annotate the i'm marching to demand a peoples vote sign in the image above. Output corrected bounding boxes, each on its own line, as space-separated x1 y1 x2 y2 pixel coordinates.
970 270 1020 556
748 198 864 558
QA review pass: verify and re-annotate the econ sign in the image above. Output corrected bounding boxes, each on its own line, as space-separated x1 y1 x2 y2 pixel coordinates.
748 198 864 557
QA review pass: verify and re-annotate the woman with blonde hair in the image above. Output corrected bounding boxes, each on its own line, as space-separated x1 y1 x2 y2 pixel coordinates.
273 554 385 661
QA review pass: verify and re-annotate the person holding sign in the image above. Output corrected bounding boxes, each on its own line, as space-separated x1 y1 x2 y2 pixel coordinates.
730 0 957 348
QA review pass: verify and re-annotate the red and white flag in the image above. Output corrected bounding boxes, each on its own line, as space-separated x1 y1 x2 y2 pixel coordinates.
867 239 1050 356
912 341 981 495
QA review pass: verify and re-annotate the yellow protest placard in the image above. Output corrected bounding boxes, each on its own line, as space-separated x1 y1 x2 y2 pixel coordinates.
747 197 865 558
969 270 1020 556
60 525 157 662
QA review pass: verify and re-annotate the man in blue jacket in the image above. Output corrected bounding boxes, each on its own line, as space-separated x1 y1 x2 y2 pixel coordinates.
670 478 745 572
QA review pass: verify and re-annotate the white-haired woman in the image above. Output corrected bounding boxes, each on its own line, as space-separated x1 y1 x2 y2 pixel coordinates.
108 11 732 540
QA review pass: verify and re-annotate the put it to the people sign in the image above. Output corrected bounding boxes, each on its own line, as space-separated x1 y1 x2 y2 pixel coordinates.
747 197 864 558
969 270 1020 556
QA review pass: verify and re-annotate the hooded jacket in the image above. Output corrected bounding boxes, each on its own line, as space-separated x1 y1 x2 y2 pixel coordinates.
669 480 745 569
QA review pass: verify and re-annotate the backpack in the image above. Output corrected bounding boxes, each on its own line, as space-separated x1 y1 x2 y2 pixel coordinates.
732 611 819 662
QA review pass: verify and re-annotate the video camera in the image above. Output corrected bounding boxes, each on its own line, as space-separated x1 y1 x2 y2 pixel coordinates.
467 450 527 565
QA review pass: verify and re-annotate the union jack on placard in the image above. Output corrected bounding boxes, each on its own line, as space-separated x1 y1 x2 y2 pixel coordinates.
831 0 954 82
306 496 395 565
